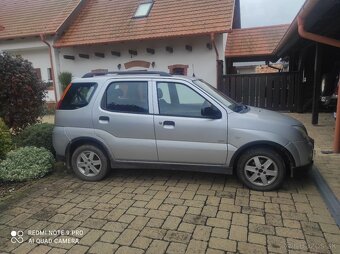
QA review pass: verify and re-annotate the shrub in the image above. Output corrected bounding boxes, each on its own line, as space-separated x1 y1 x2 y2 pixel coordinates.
0 52 47 131
0 118 12 160
13 123 54 154
58 72 72 91
0 147 55 182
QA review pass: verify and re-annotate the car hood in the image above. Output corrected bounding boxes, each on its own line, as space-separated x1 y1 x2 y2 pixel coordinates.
245 106 303 126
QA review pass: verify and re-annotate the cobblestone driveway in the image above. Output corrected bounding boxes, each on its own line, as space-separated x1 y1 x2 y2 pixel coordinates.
0 166 339 254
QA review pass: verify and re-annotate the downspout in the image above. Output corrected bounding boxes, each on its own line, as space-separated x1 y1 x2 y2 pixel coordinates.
210 33 219 60
210 33 223 89
297 16 340 153
40 34 58 104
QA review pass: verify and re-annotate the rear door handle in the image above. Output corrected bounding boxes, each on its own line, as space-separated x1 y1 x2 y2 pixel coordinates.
99 116 110 124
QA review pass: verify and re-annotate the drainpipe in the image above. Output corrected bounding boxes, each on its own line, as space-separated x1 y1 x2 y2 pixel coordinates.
211 33 223 89
297 16 340 153
40 34 58 104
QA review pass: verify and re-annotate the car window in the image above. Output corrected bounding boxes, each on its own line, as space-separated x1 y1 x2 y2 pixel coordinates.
103 81 149 114
59 83 97 110
157 82 216 118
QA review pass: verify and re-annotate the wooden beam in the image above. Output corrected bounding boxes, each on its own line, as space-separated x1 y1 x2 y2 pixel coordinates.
129 50 137 56
166 46 173 53
95 52 105 58
63 55 75 60
111 51 121 57
312 43 322 125
79 54 89 59
146 48 155 54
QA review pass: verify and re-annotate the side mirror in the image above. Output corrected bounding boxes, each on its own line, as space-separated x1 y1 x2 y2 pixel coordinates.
201 106 222 119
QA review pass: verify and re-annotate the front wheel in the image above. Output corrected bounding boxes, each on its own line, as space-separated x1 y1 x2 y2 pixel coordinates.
71 145 109 181
236 148 286 191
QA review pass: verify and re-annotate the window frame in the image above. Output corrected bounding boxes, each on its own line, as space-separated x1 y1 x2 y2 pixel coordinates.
59 82 98 110
133 1 154 18
101 80 150 115
154 81 222 119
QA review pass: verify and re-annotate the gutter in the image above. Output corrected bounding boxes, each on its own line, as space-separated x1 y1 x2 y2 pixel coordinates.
40 34 58 104
297 16 340 48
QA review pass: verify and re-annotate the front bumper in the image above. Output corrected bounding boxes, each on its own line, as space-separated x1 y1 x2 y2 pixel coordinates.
286 137 314 169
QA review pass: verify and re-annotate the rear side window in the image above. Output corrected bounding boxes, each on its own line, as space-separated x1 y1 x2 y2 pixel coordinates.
102 81 149 114
59 83 97 110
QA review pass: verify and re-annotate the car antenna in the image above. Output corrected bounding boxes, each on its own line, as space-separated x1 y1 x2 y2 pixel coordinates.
192 64 196 77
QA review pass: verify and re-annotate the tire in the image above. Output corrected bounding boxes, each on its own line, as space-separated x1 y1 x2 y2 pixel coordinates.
71 145 109 181
236 148 286 191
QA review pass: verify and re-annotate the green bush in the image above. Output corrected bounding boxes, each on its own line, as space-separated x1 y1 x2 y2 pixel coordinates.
0 118 12 160
0 147 55 182
58 72 72 91
13 123 54 154
0 52 47 131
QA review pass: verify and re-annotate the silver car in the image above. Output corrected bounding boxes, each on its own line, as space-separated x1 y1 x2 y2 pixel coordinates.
53 71 314 191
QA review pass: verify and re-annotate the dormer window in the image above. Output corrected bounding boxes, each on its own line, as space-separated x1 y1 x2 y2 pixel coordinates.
134 2 153 18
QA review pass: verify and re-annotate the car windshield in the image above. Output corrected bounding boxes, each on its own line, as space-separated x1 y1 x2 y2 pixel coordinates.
193 79 246 112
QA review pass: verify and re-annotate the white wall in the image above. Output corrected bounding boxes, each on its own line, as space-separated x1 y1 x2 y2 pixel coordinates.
58 35 225 91
0 38 56 102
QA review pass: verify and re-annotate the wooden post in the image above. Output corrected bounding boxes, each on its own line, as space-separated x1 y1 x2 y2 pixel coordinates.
334 77 340 153
217 60 223 90
312 43 322 125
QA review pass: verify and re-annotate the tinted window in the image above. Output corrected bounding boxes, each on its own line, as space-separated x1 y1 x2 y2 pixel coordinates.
59 83 97 110
157 82 218 118
103 81 148 114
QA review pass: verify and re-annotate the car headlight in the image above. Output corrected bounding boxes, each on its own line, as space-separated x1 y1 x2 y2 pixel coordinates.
293 125 309 140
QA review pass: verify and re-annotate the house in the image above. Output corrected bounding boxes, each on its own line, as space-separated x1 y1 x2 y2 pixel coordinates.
0 0 86 102
225 24 289 74
0 0 241 104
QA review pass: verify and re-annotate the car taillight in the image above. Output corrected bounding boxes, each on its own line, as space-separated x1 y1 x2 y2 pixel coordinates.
56 83 72 109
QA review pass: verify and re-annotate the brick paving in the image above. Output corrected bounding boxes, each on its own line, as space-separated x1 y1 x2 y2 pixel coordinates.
0 113 338 253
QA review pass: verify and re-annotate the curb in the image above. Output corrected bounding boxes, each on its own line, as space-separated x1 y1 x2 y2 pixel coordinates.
309 166 340 226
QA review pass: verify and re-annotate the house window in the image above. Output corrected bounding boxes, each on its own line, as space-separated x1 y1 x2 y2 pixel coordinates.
34 68 42 81
47 68 53 81
168 64 189 75
134 2 153 18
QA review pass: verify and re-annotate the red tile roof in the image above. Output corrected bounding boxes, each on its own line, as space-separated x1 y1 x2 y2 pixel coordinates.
225 24 290 58
0 0 82 40
55 0 235 47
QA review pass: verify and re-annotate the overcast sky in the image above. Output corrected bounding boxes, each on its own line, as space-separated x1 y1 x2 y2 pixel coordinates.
240 0 305 28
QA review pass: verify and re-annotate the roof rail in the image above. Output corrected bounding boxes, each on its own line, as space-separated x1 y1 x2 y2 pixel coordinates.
82 70 172 78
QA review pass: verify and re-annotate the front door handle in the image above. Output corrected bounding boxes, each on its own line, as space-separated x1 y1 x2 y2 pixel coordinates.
163 121 175 129
99 116 110 124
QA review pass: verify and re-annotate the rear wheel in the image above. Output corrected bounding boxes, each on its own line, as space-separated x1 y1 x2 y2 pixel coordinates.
71 145 108 181
236 148 286 191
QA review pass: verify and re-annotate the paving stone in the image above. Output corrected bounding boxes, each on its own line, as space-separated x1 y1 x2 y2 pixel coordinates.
193 225 212 241
102 221 127 232
237 242 267 254
183 214 207 225
164 230 191 243
100 231 119 243
231 213 248 226
132 236 152 250
79 229 104 246
229 225 247 241
115 246 144 254
276 227 304 239
129 216 150 230
81 218 106 229
267 235 287 253
211 228 229 239
140 227 167 240
248 232 266 245
178 223 196 233
162 216 181 230
208 237 236 252
67 245 89 254
185 239 208 254
146 240 169 254
207 218 230 229
287 238 308 251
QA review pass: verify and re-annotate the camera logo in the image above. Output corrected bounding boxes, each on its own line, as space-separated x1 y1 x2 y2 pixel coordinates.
11 230 24 244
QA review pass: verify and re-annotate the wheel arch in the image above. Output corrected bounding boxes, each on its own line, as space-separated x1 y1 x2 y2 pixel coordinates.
230 141 296 176
65 137 114 169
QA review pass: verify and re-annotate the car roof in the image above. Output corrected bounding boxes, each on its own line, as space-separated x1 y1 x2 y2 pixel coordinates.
71 72 197 84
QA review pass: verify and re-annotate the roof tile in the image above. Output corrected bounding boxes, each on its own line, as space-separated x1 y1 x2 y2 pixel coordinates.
55 0 235 47
0 0 81 39
225 24 289 58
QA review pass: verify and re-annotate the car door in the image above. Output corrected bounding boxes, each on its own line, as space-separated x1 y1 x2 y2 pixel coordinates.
93 79 158 161
153 80 228 165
